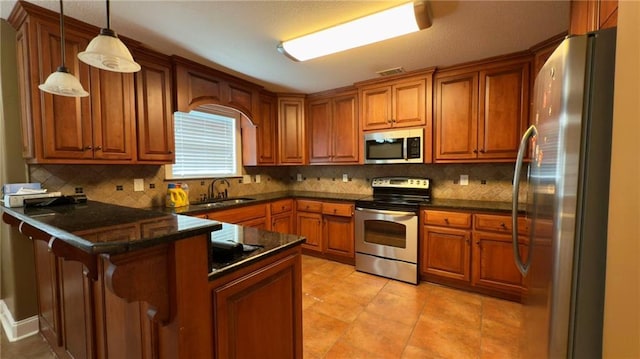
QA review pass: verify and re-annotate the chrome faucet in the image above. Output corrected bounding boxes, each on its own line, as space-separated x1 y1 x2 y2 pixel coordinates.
208 178 231 200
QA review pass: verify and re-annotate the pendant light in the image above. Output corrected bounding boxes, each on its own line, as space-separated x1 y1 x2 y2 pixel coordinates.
38 0 89 97
78 0 140 73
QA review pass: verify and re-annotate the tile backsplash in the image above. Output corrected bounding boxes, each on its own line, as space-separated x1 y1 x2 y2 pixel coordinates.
28 163 526 209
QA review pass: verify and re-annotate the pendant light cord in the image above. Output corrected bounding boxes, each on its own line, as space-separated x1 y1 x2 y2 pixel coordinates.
106 0 111 30
59 0 66 68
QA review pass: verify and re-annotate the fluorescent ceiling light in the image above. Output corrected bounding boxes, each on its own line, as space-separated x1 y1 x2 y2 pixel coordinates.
78 0 140 73
278 1 431 62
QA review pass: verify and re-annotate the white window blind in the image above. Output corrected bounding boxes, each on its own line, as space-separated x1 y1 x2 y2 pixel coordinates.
168 110 241 179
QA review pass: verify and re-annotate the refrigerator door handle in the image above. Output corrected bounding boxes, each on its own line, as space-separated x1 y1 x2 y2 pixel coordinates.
512 124 537 276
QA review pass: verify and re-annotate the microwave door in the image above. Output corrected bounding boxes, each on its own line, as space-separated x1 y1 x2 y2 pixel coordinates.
366 138 403 160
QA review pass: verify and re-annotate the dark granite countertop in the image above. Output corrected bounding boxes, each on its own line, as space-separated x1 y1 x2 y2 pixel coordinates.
164 190 519 215
208 222 305 279
1 201 222 254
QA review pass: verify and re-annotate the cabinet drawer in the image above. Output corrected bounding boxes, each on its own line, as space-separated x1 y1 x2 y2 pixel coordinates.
474 214 515 233
206 204 267 224
296 199 323 213
322 202 354 217
270 199 293 215
423 210 472 229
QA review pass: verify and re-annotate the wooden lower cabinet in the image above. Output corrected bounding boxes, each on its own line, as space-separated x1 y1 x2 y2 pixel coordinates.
211 248 302 359
472 231 528 295
420 209 527 301
422 226 471 282
296 200 355 264
270 199 294 234
296 211 323 252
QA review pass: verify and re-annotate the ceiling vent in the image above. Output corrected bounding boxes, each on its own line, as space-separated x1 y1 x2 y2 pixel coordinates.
376 67 405 77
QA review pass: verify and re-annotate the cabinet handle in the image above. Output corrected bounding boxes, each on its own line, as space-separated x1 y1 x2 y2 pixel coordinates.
84 146 92 151
500 222 506 229
444 218 449 224
480 149 486 153
473 149 478 153
94 146 102 151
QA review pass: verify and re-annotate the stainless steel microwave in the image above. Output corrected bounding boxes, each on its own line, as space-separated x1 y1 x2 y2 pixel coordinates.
363 128 423 164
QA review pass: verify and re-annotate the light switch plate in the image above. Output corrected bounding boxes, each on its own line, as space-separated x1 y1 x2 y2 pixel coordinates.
460 174 469 186
134 178 144 192
297 173 303 182
255 175 261 183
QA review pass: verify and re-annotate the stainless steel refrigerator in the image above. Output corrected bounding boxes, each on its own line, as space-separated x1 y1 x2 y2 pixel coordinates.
512 28 616 358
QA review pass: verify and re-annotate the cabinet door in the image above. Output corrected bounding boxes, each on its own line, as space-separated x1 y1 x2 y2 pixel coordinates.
256 93 278 165
272 213 294 234
307 98 332 163
135 55 174 163
331 93 359 163
435 72 479 161
38 22 93 160
59 260 93 359
569 0 598 35
392 79 426 128
323 215 354 259
213 252 301 359
90 68 135 160
278 97 306 164
471 231 526 295
599 0 618 29
226 81 255 119
33 240 62 349
360 86 391 130
240 217 268 230
478 63 529 159
421 226 471 282
296 211 323 252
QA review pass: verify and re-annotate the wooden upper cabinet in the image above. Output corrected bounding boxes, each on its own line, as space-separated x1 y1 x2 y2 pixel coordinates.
434 72 479 160
256 92 278 165
434 56 530 162
278 95 306 165
89 68 136 161
307 89 359 164
9 3 137 164
133 50 175 163
531 33 566 81
358 73 432 131
478 63 530 160
569 0 617 35
172 56 260 121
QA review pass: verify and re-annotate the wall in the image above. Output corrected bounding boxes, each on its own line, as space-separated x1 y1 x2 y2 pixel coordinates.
0 19 38 322
603 1 640 357
29 162 523 208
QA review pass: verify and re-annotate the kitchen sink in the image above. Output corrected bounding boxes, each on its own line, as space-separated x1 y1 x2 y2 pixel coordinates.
192 197 255 208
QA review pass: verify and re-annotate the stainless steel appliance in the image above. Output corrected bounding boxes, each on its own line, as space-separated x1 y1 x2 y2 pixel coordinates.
355 177 431 284
512 28 616 358
363 128 423 164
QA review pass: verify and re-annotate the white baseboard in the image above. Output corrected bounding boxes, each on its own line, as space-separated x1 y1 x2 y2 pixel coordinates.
0 299 39 342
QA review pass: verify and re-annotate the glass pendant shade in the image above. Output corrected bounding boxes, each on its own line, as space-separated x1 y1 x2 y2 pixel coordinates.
78 28 141 73
38 0 89 98
39 66 89 97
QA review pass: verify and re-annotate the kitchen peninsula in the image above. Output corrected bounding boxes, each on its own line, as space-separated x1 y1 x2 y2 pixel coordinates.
1 201 305 359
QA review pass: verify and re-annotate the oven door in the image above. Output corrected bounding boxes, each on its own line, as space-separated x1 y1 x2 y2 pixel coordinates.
355 207 418 263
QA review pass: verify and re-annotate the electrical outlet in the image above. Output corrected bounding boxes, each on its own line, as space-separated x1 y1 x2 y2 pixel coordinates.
460 174 469 186
297 173 303 182
134 178 144 192
342 174 349 182
242 175 251 184
255 175 261 183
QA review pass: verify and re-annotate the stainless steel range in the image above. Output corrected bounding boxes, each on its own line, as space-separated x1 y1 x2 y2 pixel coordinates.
354 177 431 284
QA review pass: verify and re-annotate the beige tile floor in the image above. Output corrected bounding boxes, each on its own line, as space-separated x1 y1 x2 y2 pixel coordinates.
301 255 523 359
1 255 523 359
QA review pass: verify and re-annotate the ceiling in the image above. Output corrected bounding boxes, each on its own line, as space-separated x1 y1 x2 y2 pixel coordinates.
0 0 570 94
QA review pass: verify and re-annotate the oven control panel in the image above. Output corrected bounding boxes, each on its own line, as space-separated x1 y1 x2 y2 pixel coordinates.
371 177 430 189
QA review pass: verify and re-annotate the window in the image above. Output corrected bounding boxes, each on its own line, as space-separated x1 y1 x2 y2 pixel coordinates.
165 107 242 179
